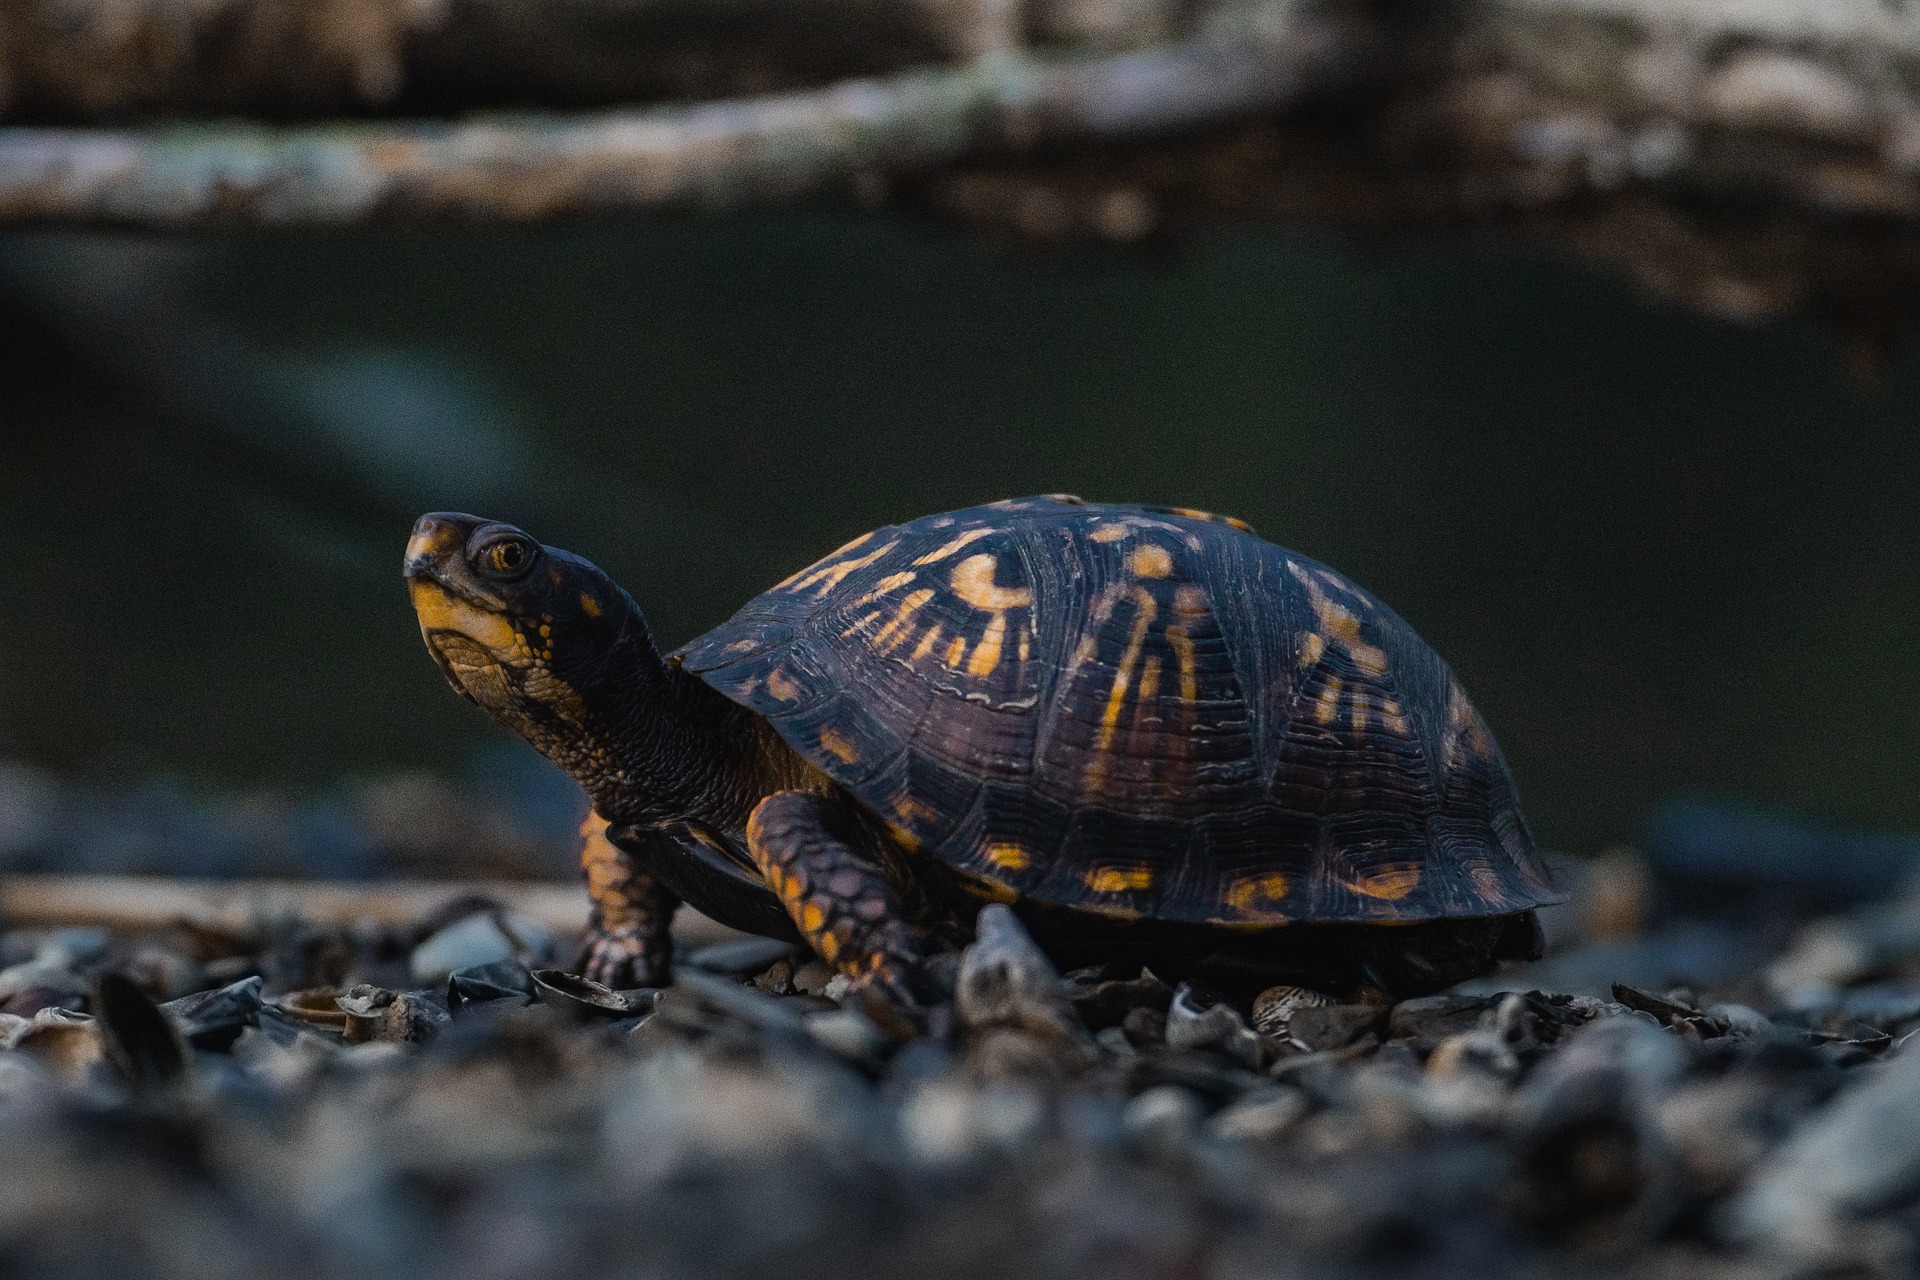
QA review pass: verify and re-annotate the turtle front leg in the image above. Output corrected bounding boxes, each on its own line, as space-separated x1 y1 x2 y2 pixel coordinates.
575 813 679 988
746 790 937 1007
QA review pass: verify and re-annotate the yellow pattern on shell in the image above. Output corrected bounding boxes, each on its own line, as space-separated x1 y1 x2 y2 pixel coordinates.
984 842 1032 871
1127 544 1173 578
850 571 918 608
1085 866 1153 893
1287 561 1390 677
774 531 871 589
1166 625 1197 706
817 726 862 765
949 554 1034 611
784 538 899 598
967 613 1009 677
1382 697 1412 737
1169 506 1253 532
1314 676 1343 726
1136 655 1161 705
909 625 943 661
1224 872 1290 914
765 668 802 702
1093 588 1157 756
870 589 936 652
910 527 994 566
1346 867 1422 900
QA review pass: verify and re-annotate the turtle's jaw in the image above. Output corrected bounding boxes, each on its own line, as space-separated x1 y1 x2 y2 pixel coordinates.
405 513 523 705
408 579 506 705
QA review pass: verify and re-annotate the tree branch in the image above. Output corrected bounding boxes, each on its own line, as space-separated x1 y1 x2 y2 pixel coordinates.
0 30 1353 225
0 0 1179 121
5 0 1920 328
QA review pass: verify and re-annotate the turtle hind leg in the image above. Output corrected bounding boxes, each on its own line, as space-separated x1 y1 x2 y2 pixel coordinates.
576 814 678 988
746 790 937 1007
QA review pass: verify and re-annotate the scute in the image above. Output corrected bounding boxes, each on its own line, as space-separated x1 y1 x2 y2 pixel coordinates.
678 496 1563 925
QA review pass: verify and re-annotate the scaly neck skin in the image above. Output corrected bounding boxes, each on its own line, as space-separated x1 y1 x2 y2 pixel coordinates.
552 605 779 835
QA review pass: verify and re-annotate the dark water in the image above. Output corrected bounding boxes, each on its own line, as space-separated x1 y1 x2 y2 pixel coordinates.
3 217 1917 855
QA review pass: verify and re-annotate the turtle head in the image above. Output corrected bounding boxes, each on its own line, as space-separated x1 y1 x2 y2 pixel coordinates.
404 513 653 774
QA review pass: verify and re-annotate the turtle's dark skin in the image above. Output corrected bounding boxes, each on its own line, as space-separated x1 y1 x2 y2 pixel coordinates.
404 496 1562 1005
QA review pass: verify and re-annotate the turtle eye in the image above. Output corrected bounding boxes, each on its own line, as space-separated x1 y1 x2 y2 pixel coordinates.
474 534 537 581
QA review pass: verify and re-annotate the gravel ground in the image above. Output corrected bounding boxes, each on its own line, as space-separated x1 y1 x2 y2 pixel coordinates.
3 846 1920 1280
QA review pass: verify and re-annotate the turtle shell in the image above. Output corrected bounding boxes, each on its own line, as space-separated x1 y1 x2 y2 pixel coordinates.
676 495 1562 925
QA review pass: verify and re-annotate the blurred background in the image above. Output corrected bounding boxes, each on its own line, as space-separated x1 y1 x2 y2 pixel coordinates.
3 0 1919 885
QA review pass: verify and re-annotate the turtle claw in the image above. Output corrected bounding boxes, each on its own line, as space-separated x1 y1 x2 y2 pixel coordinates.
574 921 670 990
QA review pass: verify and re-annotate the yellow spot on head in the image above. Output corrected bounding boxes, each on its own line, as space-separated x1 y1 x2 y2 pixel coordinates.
1085 866 1153 893
911 527 994 566
984 842 1031 872
409 581 517 652
1225 873 1290 914
817 726 862 765
766 668 802 702
1126 544 1173 578
949 555 1033 611
1349 867 1422 901
1088 523 1129 544
578 593 602 618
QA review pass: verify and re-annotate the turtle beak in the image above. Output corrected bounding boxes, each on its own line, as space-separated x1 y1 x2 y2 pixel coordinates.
404 512 484 581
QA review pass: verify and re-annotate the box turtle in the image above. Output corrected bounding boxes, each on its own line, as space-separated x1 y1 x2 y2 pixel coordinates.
404 495 1561 1004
